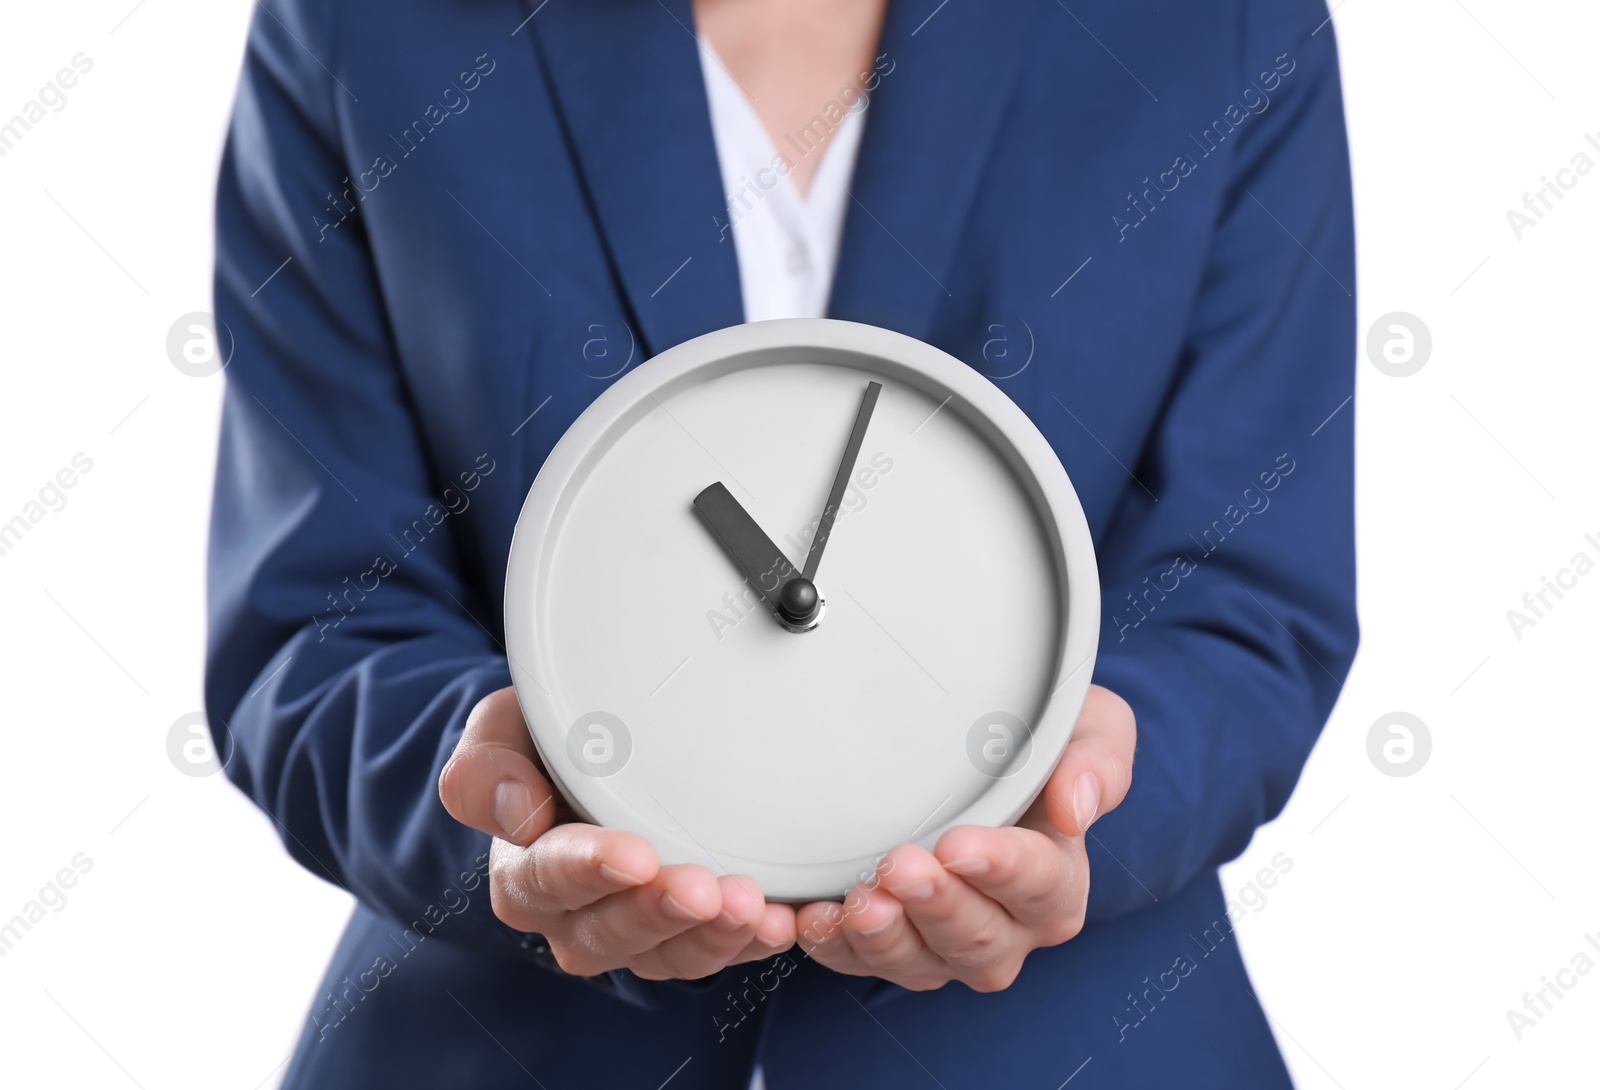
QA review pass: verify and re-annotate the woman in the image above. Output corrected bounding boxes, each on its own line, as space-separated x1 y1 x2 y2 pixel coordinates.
207 0 1356 1085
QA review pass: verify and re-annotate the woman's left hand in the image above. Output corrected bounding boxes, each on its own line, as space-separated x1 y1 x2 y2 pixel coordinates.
796 684 1136 992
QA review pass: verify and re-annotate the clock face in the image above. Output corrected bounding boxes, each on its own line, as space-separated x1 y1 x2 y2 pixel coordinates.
505 319 1099 901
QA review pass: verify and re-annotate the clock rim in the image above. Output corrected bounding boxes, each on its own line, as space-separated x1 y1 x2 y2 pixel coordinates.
504 318 1101 901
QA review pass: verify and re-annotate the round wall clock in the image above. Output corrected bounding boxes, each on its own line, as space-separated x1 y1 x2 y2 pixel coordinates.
504 319 1099 901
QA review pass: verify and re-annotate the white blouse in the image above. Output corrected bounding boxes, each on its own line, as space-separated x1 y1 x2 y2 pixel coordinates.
699 40 867 323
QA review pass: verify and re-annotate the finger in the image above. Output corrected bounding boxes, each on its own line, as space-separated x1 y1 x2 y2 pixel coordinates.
439 687 558 845
728 902 799 966
794 900 870 976
518 823 661 912
881 844 1020 982
567 863 722 967
487 830 652 932
636 875 768 980
1043 684 1137 838
935 825 1083 940
838 886 939 983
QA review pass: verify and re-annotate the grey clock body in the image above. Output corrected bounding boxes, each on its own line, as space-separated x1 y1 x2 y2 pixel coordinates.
504 319 1099 902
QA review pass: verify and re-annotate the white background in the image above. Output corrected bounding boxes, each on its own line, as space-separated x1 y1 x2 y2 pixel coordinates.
1 1 1596 1087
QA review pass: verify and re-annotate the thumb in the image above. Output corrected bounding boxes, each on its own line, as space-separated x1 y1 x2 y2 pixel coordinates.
1043 684 1136 838
439 686 560 846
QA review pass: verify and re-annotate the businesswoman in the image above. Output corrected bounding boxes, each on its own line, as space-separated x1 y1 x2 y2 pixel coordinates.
206 0 1356 1086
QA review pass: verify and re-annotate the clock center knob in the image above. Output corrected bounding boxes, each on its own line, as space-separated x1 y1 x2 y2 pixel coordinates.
776 577 822 629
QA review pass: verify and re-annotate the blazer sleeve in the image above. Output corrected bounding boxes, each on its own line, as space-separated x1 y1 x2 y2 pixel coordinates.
206 1 644 996
1083 1 1359 923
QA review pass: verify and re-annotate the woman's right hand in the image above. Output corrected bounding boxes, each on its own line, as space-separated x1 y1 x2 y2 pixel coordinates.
439 688 796 979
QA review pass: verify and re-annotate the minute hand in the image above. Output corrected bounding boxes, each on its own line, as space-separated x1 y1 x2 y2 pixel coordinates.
802 381 882 582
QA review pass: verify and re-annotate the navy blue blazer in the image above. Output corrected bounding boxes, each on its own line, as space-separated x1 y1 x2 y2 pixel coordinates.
207 0 1357 1085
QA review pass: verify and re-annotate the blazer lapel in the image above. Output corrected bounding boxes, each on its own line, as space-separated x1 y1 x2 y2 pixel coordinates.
528 0 744 357
829 0 1042 342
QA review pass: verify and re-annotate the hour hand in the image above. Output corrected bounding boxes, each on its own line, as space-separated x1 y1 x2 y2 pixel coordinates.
693 482 797 616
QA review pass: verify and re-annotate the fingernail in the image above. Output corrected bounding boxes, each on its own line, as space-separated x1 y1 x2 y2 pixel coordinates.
1073 773 1101 833
857 914 897 938
888 878 935 903
492 780 534 840
598 863 645 888
943 857 990 878
661 892 706 922
713 910 746 933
